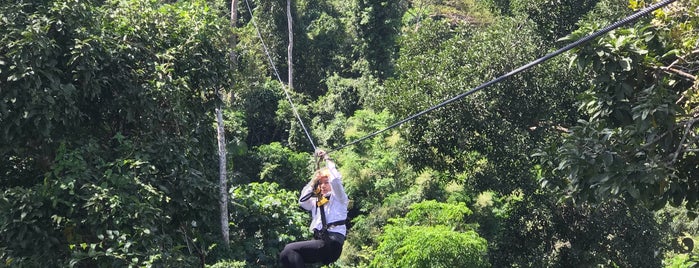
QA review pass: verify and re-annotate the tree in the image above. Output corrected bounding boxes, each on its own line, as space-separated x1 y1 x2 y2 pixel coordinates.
1 0 233 265
509 0 601 42
216 104 230 247
370 200 489 268
483 192 664 267
540 0 699 210
228 182 309 265
215 0 243 248
344 0 408 80
376 16 583 195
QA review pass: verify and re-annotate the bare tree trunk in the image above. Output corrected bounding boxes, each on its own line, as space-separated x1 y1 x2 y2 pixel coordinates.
216 0 239 248
216 105 229 247
287 0 293 90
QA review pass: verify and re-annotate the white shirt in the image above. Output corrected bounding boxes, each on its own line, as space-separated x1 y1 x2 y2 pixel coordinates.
299 160 349 236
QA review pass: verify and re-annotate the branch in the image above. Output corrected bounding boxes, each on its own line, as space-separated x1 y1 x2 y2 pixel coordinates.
642 127 674 150
528 121 570 133
660 66 697 81
641 113 697 151
672 115 699 163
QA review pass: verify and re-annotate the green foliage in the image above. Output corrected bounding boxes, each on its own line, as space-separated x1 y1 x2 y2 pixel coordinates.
509 0 600 41
49 143 176 267
314 74 365 118
1 0 233 266
490 197 664 267
480 0 513 15
222 108 249 163
665 253 699 268
254 142 312 189
403 0 495 27
371 226 489 268
333 109 414 214
294 0 356 97
234 80 285 147
235 0 359 98
577 0 635 26
208 259 247 268
471 190 524 240
397 200 476 231
370 200 489 268
2 0 695 267
229 182 309 266
0 187 65 266
345 0 408 79
1 137 209 267
325 109 434 267
380 16 583 195
312 111 349 150
238 0 287 79
657 205 699 244
656 204 699 267
542 0 699 210
276 91 316 151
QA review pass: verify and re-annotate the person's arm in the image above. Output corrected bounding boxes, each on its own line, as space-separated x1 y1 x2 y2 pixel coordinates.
326 159 349 204
299 180 316 211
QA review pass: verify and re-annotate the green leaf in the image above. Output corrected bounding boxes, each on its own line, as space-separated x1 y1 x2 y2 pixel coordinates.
620 58 631 71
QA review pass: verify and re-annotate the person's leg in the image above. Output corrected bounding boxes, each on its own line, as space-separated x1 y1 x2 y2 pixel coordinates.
321 233 345 264
280 239 325 268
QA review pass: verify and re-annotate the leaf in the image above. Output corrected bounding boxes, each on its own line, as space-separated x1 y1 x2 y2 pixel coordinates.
661 49 680 58
620 58 631 71
603 152 613 167
568 54 579 69
628 186 640 199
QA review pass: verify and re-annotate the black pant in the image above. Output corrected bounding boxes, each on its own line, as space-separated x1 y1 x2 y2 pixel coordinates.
279 231 345 268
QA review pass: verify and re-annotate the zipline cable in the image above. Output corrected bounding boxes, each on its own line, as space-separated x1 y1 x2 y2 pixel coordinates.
328 0 677 153
244 0 317 151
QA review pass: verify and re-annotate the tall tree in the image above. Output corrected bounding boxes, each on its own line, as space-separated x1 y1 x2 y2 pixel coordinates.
510 0 601 42
346 0 407 80
216 99 229 247
370 201 489 268
540 0 699 210
376 16 583 194
0 0 233 265
287 0 294 91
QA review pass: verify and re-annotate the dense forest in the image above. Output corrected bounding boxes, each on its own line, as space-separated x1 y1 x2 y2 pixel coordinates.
1 0 698 267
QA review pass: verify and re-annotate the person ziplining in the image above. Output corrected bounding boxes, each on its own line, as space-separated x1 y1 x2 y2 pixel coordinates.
244 0 678 266
279 149 349 267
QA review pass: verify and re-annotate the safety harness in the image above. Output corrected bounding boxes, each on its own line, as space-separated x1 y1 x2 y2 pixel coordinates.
298 155 347 240
300 185 346 240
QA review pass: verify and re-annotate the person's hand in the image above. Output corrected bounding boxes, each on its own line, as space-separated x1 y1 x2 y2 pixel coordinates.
311 178 322 193
315 149 330 160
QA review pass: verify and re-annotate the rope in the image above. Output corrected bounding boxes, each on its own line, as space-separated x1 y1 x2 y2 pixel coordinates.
244 0 317 151
328 0 677 153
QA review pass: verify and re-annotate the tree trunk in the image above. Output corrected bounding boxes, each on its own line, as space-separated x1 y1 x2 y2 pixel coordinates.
287 0 293 91
216 105 229 246
216 0 239 248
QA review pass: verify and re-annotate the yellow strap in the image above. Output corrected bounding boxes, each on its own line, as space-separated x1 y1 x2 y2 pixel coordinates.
316 196 329 206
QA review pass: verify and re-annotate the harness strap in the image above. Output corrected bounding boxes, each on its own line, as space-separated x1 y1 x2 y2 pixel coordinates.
326 220 346 228
314 195 347 230
319 196 328 229
300 192 313 202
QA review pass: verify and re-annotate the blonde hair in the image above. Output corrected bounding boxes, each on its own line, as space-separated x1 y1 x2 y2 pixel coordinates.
313 167 331 180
